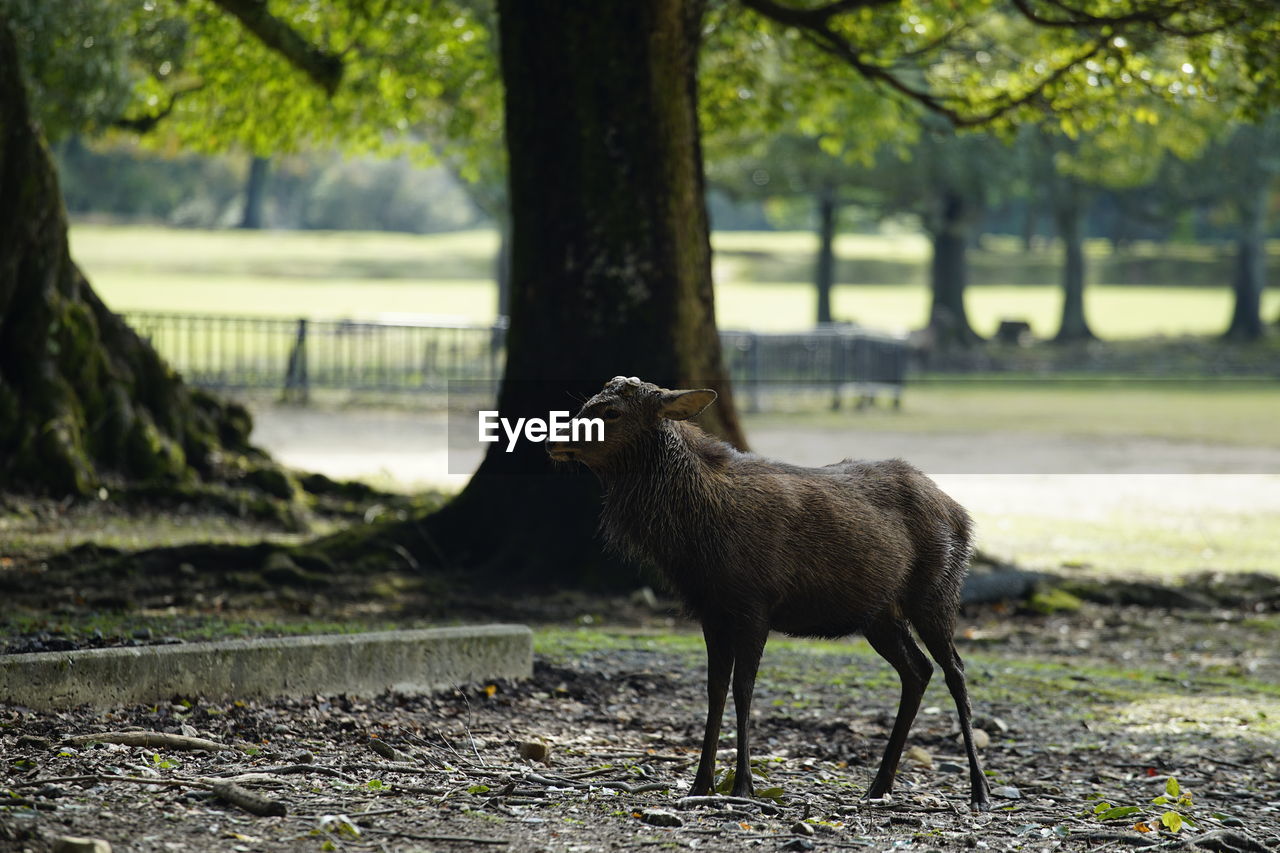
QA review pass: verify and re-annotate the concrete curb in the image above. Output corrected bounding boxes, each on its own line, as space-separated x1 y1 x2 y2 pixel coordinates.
0 626 533 710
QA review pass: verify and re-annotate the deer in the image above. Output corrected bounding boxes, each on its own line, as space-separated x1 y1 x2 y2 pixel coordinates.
546 376 990 810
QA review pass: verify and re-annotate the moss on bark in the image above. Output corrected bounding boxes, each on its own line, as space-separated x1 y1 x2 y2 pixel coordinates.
0 20 295 507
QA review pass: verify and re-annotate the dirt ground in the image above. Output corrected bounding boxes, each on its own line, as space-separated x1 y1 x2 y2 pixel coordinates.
4 402 1280 851
4 603 1280 853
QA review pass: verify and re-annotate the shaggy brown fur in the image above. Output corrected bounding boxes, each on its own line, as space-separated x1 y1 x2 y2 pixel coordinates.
548 376 990 809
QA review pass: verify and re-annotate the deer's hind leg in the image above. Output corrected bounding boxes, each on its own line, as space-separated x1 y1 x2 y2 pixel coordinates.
861 617 932 801
913 614 991 810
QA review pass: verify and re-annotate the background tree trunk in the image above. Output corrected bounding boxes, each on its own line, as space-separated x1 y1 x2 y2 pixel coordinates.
926 190 982 346
1053 180 1095 343
0 21 267 496
399 0 744 588
814 182 837 325
238 155 270 229
1223 182 1268 341
494 209 512 318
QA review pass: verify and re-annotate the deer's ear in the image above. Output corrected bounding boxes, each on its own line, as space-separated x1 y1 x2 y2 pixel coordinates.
658 389 717 421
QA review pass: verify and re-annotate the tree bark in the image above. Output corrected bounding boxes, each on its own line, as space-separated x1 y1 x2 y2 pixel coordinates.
814 182 837 325
0 20 266 496
1052 180 1095 343
926 190 982 346
238 155 270 229
1223 182 1268 341
395 0 745 588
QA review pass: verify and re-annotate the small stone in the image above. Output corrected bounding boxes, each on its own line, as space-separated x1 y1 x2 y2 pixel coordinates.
292 750 315 764
518 741 550 763
984 716 1009 733
937 761 965 774
36 785 65 799
791 821 815 836
53 837 112 853
1221 817 1245 828
992 785 1021 799
780 839 815 852
906 745 933 768
369 738 401 761
640 809 683 827
971 728 991 749
16 735 51 750
132 627 153 641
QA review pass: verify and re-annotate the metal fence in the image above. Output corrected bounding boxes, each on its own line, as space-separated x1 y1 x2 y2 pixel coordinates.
126 313 907 408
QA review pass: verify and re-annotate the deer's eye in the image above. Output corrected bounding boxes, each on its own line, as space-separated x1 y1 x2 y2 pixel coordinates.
601 408 622 421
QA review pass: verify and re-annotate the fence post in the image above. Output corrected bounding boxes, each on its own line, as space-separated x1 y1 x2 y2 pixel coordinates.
283 317 309 403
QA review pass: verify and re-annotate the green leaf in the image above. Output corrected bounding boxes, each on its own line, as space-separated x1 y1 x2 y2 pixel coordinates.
1097 806 1142 821
467 784 490 794
1093 801 1114 815
1165 777 1180 797
1161 811 1183 833
1152 796 1170 805
365 779 385 790
758 787 785 801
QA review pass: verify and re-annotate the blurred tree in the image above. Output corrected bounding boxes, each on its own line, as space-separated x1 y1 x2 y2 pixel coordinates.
1210 119 1280 341
238 155 270 229
1027 87 1217 343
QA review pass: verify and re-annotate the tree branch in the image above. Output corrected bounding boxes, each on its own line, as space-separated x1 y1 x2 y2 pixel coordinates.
736 0 899 28
207 0 344 95
112 84 205 134
1010 0 1249 38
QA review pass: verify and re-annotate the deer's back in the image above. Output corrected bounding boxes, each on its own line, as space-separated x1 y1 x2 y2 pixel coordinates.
685 454 968 637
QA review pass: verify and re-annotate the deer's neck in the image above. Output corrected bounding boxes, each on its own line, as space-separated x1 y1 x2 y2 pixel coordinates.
596 423 726 572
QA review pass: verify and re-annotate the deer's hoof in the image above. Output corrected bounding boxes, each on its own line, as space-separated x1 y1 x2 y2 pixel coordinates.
970 798 992 812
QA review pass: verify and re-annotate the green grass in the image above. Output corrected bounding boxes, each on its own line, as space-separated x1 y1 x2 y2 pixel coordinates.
533 628 1280 742
69 225 1280 338
971 509 1280 578
748 380 1280 447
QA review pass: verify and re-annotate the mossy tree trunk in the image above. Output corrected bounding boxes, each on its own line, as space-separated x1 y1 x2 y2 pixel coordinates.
0 21 261 496
395 0 745 589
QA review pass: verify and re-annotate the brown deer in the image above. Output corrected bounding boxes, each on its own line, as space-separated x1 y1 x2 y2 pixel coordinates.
547 376 990 809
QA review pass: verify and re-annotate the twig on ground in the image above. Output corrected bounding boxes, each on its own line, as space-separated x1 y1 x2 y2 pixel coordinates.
10 773 288 817
63 731 237 752
224 764 354 781
362 827 509 845
210 780 287 816
1074 831 1159 847
676 795 773 810
521 771 668 795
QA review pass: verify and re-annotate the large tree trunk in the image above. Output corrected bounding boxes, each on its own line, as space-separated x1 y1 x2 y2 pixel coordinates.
1223 183 1268 341
0 21 266 496
238 155 270 229
1052 180 1095 343
397 0 744 588
926 190 982 347
814 182 837 325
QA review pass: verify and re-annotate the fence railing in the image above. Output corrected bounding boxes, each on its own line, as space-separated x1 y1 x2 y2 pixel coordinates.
126 313 907 409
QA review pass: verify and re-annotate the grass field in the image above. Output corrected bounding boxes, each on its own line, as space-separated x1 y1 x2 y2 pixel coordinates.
69 224 1280 338
752 380 1280 447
